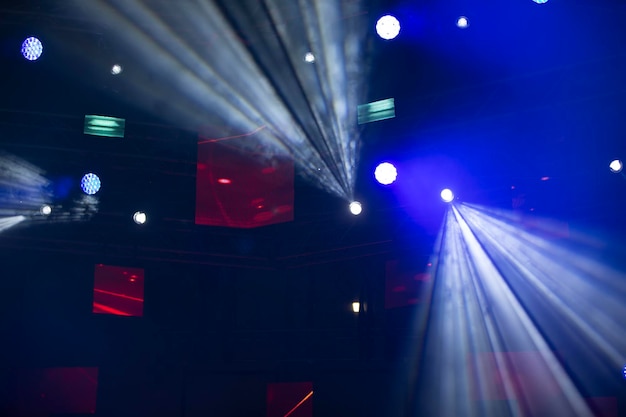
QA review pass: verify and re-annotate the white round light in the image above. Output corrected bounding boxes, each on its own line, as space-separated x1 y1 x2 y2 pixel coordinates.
457 16 469 29
133 211 147 224
609 159 623 173
533 0 549 3
111 64 123 75
40 205 52 215
374 162 398 185
440 189 454 203
304 52 315 63
349 201 362 215
376 15 401 40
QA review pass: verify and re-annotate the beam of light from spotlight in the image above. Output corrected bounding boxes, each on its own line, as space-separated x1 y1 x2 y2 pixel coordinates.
410 203 626 416
73 0 368 202
0 215 26 232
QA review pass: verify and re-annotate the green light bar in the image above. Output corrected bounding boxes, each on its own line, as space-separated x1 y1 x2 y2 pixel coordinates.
357 98 395 124
84 115 126 138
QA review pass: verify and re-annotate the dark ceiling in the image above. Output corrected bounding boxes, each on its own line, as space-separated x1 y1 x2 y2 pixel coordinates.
1 1 626 416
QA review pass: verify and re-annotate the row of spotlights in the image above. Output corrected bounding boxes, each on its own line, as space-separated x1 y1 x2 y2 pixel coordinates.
349 188 453 215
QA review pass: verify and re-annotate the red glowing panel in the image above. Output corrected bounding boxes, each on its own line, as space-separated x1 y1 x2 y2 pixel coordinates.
196 133 294 228
467 351 562 415
93 264 144 317
16 367 98 416
267 382 313 417
385 260 431 309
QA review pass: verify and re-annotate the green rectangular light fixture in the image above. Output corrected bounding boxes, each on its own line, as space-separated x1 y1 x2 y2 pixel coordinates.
358 98 395 124
84 115 126 138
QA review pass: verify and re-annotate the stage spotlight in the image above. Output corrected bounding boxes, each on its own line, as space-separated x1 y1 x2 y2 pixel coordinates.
80 173 101 195
533 0 549 3
40 205 52 215
352 302 361 313
623 364 626 379
304 52 315 63
374 162 398 185
349 201 362 215
376 15 400 40
609 159 623 173
456 16 469 28
21 37 43 61
440 188 454 203
133 211 147 224
111 64 123 75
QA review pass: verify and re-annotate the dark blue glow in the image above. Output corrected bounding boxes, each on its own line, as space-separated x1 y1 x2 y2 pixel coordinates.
21 37 43 61
81 173 101 195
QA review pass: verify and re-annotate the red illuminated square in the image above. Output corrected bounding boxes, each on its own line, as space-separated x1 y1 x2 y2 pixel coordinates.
196 133 294 228
385 260 431 309
267 382 313 417
16 367 98 416
93 264 144 317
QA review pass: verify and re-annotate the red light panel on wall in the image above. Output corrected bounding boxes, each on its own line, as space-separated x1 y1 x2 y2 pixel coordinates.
195 134 294 228
385 260 431 309
93 264 144 317
16 367 98 416
267 382 313 417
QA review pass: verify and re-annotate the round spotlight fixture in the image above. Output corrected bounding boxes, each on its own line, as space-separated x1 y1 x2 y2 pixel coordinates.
40 204 52 215
440 188 454 203
21 37 43 61
456 16 469 28
133 211 147 225
533 0 548 3
80 173 101 195
622 364 626 379
374 162 398 185
376 15 401 40
111 64 123 75
349 201 363 215
304 52 315 63
609 159 623 173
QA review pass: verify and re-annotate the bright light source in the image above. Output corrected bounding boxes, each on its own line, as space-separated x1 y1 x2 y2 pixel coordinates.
352 302 360 313
441 188 454 203
457 16 469 28
217 178 232 184
40 205 52 215
84 115 126 138
374 162 398 185
81 173 101 195
111 64 123 75
349 201 362 215
376 15 400 40
133 211 147 224
21 37 43 61
304 52 315 63
533 0 549 3
609 159 623 173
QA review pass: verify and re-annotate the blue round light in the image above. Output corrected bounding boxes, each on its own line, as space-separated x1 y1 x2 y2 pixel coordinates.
21 37 43 61
81 173 101 195
533 0 549 3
